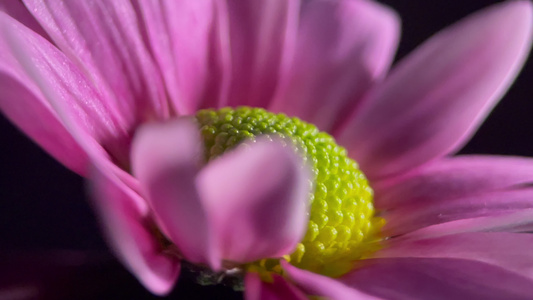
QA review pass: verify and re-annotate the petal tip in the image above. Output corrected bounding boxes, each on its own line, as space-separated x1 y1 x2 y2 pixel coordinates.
487 0 533 31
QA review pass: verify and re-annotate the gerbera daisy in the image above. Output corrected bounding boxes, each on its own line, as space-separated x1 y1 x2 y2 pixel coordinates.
1 0 533 299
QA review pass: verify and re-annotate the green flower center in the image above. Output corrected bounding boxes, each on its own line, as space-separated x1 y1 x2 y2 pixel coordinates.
195 107 383 278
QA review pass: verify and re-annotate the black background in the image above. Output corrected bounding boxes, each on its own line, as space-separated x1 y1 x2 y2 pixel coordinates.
1 1 532 299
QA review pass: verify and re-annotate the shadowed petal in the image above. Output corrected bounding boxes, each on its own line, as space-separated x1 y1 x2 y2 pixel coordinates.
377 232 533 281
197 138 311 264
131 119 216 267
24 0 169 134
0 12 124 174
339 1 533 179
375 155 533 209
223 0 300 108
244 272 307 300
340 258 533 300
271 0 399 133
133 0 228 114
90 166 180 296
281 261 380 300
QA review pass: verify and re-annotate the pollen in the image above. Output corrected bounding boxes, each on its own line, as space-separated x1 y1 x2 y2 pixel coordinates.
195 107 383 277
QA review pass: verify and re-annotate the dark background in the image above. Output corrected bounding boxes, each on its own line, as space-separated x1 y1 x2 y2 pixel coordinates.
1 1 532 299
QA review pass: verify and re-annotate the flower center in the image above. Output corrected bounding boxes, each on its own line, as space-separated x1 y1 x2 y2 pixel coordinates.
195 107 383 278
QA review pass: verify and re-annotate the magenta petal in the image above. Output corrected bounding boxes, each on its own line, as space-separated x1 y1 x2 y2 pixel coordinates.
197 139 311 264
24 0 169 127
134 0 227 114
244 272 307 300
0 12 124 174
340 258 533 299
131 119 216 267
403 209 533 239
90 166 180 296
281 261 379 300
378 232 533 280
223 0 300 108
383 189 533 236
339 1 533 179
375 155 533 209
376 155 533 235
271 0 399 133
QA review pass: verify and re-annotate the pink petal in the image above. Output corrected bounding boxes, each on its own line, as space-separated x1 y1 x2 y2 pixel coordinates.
281 261 380 300
0 71 88 175
133 0 228 114
377 232 533 281
0 12 124 174
338 1 533 179
340 257 533 299
244 272 307 300
374 155 533 210
222 0 300 108
271 0 400 133
0 0 49 40
90 165 180 296
131 119 216 267
383 189 533 236
197 138 311 264
403 209 533 239
24 1 169 149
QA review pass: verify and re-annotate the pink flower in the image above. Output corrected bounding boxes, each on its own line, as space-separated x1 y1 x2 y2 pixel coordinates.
1 0 533 299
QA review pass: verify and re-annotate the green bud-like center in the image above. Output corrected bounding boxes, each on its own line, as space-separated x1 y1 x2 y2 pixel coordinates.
195 107 382 277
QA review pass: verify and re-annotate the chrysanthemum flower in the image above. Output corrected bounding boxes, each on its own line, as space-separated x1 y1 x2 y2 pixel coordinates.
1 0 533 299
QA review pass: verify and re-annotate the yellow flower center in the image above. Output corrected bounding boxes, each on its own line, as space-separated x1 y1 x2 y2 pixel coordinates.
195 107 383 278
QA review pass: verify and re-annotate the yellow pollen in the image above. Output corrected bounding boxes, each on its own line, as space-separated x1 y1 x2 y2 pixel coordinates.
195 107 383 278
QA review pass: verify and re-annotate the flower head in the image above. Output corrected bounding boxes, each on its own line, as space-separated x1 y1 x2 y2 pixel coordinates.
1 0 533 299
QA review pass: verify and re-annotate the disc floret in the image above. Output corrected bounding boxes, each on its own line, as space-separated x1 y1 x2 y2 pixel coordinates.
195 107 383 277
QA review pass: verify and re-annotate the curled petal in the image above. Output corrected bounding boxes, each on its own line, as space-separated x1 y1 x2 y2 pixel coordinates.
131 119 216 267
90 166 180 296
339 1 533 179
197 138 311 264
